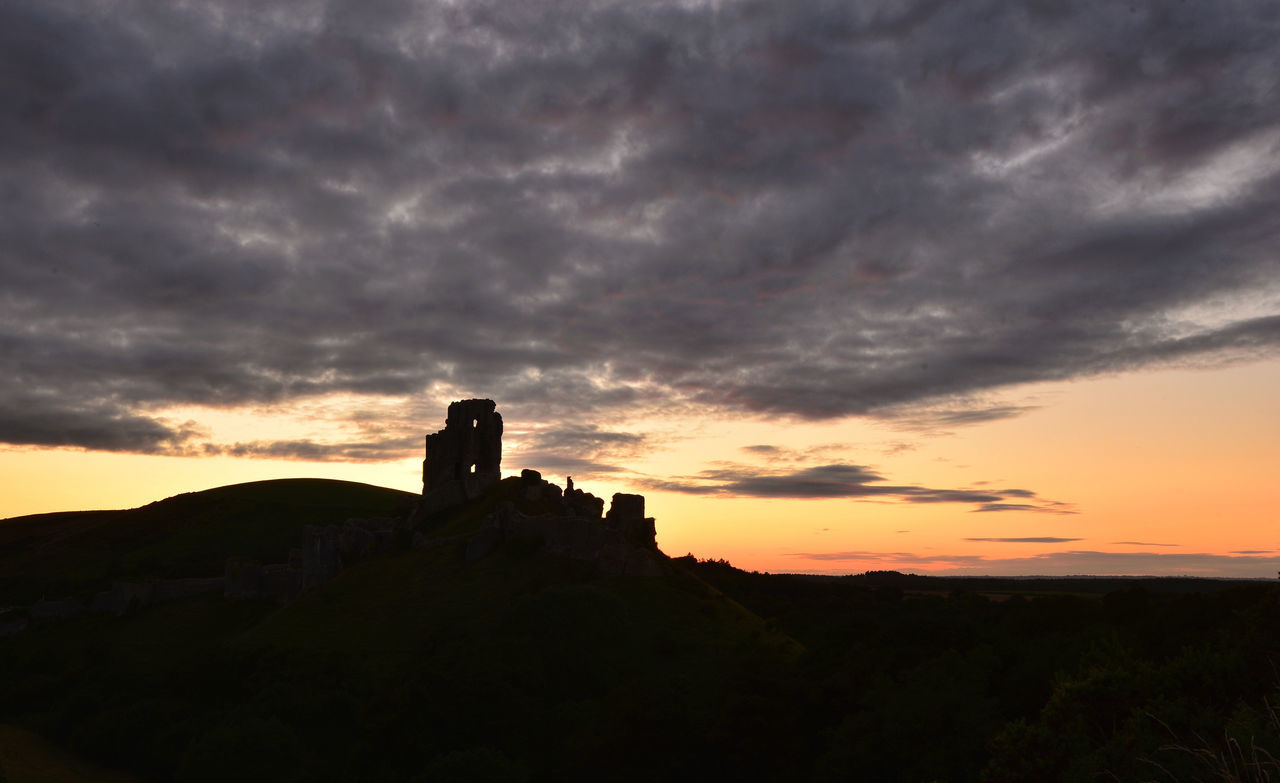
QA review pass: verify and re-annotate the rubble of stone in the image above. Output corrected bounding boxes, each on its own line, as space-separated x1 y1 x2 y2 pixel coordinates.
410 533 468 550
86 578 225 617
224 559 303 602
0 611 28 638
225 516 404 602
31 597 84 625
563 483 606 519
466 480 663 577
152 577 225 603
90 581 155 615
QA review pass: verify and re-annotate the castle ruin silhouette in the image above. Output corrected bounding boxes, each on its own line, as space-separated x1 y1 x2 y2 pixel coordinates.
417 399 663 575
419 398 505 515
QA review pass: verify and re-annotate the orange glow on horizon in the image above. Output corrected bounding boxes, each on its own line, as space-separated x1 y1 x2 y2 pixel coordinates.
3 359 1278 578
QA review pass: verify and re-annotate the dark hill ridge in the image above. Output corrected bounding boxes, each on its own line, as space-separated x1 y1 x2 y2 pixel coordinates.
3 496 1277 782
0 474 802 781
0 479 415 606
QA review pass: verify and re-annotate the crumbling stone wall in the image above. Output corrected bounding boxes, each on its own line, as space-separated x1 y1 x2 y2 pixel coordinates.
466 488 663 577
424 398 503 489
0 611 28 638
225 558 302 602
30 597 83 624
420 398 504 515
605 493 656 550
564 484 605 519
87 578 224 617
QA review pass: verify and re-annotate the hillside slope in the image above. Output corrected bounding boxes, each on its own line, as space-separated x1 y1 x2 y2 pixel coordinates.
0 478 802 782
0 479 416 605
8 479 1277 782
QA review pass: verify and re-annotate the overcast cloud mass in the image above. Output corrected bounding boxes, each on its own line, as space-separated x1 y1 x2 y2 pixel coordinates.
4 0 1279 472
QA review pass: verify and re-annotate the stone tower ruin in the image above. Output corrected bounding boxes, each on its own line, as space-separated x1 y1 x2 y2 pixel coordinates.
412 398 664 575
420 398 503 514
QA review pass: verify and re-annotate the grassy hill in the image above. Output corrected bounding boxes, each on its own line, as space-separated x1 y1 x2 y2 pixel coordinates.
0 479 416 605
0 478 802 782
2 478 1279 782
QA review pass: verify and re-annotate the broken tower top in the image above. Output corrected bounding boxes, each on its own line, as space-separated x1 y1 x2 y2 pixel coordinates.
423 398 503 492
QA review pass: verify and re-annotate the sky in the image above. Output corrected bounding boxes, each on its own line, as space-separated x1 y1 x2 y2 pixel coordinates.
2 0 1279 577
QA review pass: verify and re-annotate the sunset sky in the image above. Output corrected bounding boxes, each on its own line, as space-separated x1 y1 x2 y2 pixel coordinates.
3 0 1278 576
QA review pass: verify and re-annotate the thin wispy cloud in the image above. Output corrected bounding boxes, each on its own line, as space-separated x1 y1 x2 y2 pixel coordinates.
504 424 650 479
742 445 786 456
207 437 421 463
788 550 1280 578
964 537 1081 544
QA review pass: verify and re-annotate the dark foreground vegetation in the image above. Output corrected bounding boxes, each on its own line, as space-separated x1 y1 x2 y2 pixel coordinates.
2 480 1278 782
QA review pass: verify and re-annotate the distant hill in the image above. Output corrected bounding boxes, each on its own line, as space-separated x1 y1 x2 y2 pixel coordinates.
0 479 416 605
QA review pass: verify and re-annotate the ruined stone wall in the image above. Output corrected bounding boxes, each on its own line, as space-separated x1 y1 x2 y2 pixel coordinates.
419 398 504 515
424 398 503 489
466 488 663 577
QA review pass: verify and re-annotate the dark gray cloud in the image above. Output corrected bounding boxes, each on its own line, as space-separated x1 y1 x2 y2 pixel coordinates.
965 537 1080 543
737 442 852 462
642 463 1071 512
502 454 624 477
3 0 1279 457
208 436 420 462
972 502 1077 514
788 550 1280 578
0 394 199 452
506 424 647 478
517 425 646 456
888 406 1042 432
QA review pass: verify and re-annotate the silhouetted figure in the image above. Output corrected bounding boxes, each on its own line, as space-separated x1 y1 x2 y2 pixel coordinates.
566 476 574 492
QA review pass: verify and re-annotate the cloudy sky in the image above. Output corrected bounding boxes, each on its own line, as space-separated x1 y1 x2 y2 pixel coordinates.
4 0 1279 576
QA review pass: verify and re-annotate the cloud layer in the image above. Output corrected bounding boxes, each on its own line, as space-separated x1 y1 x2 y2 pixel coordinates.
3 0 1279 458
644 463 1072 512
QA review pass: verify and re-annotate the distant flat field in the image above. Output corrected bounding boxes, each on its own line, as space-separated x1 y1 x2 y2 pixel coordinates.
0 724 141 783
